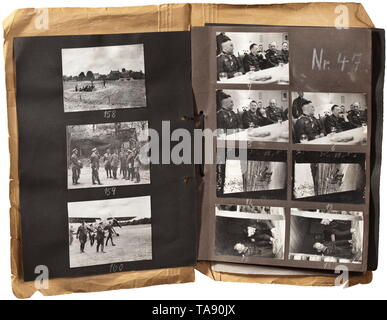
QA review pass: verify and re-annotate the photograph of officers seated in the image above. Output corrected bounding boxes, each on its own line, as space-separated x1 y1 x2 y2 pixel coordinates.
67 121 150 189
216 32 289 84
292 92 368 145
216 90 289 142
215 205 285 259
68 196 152 268
289 209 363 264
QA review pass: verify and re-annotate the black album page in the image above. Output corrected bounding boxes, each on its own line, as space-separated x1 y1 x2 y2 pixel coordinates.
192 25 377 273
15 31 197 281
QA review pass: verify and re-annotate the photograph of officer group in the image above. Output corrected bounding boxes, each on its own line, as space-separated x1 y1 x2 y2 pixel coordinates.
217 149 287 200
216 32 289 84
216 90 289 142
215 205 285 259
293 151 366 203
292 92 368 145
289 209 363 264
67 121 150 189
68 196 152 268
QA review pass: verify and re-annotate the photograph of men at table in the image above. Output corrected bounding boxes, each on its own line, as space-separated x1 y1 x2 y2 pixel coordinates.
292 92 368 145
216 90 289 142
289 209 363 264
216 32 289 84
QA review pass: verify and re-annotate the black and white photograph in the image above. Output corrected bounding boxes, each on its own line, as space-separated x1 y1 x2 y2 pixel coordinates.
217 149 287 200
67 121 150 189
293 151 366 203
292 92 368 145
216 90 289 142
289 209 363 264
68 196 152 268
62 44 146 112
215 205 285 259
216 32 289 84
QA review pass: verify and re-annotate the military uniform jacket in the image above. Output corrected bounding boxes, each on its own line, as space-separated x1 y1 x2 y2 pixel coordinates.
265 49 283 68
217 52 243 78
265 106 283 123
90 153 100 169
347 110 363 128
294 114 324 142
280 49 289 64
325 115 352 133
217 108 240 130
243 52 264 72
70 153 80 169
241 110 262 128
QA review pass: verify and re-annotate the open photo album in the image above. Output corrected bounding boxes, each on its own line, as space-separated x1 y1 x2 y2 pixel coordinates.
11 21 383 284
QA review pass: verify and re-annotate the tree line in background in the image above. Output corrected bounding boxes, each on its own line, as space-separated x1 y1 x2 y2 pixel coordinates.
63 68 145 81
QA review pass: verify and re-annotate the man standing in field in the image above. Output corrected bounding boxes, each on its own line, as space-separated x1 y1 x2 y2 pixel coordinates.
90 148 102 185
103 149 112 179
70 148 81 185
96 222 106 253
76 221 88 254
111 151 120 180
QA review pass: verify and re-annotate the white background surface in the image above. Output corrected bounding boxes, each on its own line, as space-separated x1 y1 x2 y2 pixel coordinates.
0 0 386 300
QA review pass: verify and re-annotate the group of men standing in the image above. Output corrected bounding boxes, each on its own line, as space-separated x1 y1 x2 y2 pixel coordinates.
216 90 286 132
70 145 141 186
70 220 118 254
217 32 289 79
293 92 367 143
102 148 141 183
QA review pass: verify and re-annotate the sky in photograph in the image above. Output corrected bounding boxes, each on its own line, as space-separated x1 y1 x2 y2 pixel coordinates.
62 44 145 76
68 196 151 220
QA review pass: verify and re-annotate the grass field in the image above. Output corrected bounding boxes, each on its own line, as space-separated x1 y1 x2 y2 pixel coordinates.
63 79 146 112
70 224 152 268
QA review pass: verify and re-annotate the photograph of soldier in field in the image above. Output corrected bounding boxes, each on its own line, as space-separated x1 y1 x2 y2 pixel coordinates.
68 196 152 268
67 121 150 189
292 92 368 145
216 32 289 84
62 44 146 112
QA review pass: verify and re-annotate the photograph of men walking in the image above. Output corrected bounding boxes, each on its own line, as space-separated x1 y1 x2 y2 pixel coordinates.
68 196 152 268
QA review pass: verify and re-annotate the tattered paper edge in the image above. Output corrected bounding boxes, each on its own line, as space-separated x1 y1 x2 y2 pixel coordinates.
3 2 374 298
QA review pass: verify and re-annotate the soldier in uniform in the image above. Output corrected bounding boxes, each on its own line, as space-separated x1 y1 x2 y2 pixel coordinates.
216 91 241 133
265 99 284 123
76 221 88 254
347 102 364 128
294 102 325 142
111 151 120 180
96 222 106 253
265 42 283 68
105 221 117 247
70 148 81 185
325 105 352 134
241 100 261 128
120 150 129 179
217 38 244 79
243 43 265 72
90 148 102 185
280 41 289 64
103 149 112 179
